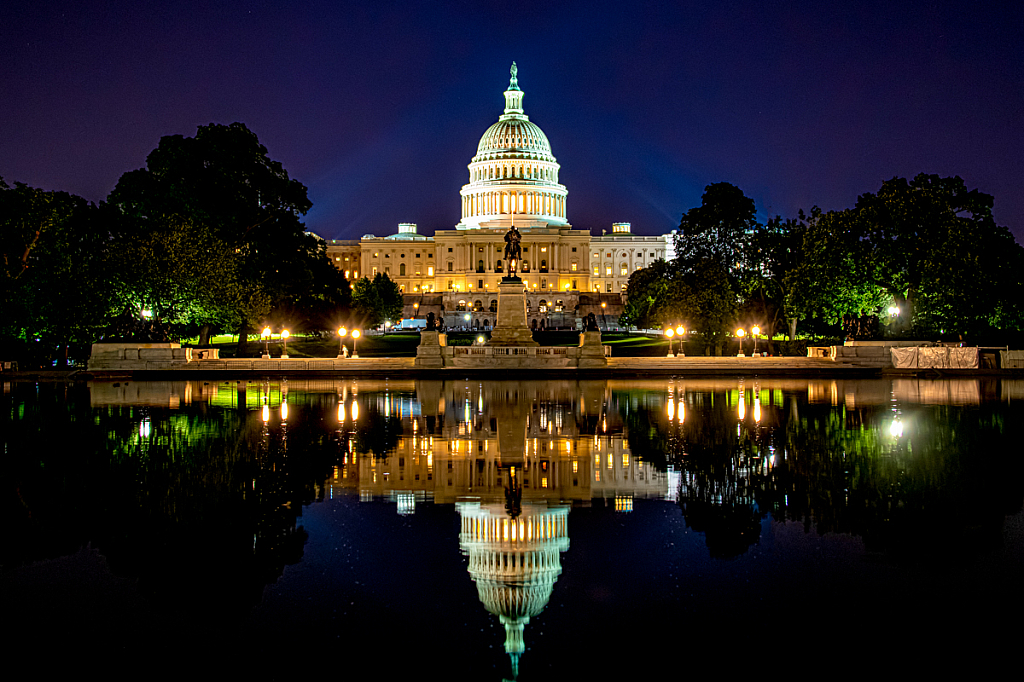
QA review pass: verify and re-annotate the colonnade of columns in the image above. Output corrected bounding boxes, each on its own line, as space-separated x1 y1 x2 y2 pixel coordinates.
463 190 565 220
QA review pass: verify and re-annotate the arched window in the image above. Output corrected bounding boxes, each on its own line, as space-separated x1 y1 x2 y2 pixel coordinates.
400 263 406 276
489 300 498 313
457 300 466 311
474 300 483 311
477 259 485 273
495 259 503 272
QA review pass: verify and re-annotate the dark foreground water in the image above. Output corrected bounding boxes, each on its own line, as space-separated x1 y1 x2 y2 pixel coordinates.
3 377 1023 679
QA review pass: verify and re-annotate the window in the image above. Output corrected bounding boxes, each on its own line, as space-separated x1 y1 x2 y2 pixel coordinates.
447 261 453 272
478 279 483 289
428 253 433 258
373 267 378 276
495 260 503 272
571 262 578 272
489 300 497 312
606 252 612 258
415 253 420 258
620 265 627 276
477 260 485 272
400 264 406 276
448 247 453 252
385 266 391 274
593 266 599 276
606 266 612 276
401 253 405 258
428 266 434 276
572 247 577 252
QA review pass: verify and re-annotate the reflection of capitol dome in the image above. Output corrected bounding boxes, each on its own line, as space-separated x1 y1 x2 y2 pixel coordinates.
457 499 570 678
458 62 569 230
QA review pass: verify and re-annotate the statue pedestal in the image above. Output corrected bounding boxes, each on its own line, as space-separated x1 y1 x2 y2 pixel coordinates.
578 331 608 367
415 331 447 367
490 278 539 347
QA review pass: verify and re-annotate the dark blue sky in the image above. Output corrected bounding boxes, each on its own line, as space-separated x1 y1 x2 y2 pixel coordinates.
4 1 1023 242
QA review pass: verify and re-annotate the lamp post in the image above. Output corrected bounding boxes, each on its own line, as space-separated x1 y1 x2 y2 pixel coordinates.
261 326 272 358
736 328 746 357
675 325 685 357
337 327 347 358
751 326 760 357
281 329 290 358
601 301 607 330
665 328 675 357
351 329 361 358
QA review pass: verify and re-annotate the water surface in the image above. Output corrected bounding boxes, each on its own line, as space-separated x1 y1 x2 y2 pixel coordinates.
3 377 1022 678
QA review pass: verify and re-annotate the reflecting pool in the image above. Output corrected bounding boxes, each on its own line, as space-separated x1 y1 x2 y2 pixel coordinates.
3 377 1022 678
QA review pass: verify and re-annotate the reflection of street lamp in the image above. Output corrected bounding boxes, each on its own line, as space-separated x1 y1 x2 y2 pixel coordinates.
261 326 272 358
751 325 761 357
736 328 746 357
675 325 685 357
351 329 361 358
337 327 347 358
281 329 290 358
665 328 675 357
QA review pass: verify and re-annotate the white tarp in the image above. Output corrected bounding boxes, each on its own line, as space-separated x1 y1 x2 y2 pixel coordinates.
949 347 979 368
891 346 979 369
891 347 919 368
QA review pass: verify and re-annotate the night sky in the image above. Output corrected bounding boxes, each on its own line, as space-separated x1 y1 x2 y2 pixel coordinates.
4 1 1023 243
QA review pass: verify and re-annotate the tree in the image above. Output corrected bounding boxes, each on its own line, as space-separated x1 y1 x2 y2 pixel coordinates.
852 174 1014 337
783 208 888 339
106 123 341 346
684 259 737 355
351 273 403 330
736 214 805 347
1 179 112 365
675 182 757 275
105 214 270 343
621 260 672 330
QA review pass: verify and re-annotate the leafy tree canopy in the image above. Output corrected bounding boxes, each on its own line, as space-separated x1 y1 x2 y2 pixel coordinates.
675 182 757 274
351 273 403 330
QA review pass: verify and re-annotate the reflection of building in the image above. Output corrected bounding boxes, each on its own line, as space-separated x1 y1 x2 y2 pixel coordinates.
457 500 569 678
324 65 675 330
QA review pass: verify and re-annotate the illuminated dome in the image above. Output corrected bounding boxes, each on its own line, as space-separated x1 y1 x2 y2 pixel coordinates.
458 63 568 230
475 119 554 159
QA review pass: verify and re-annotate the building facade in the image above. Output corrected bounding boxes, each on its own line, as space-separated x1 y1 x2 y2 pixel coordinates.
325 65 675 330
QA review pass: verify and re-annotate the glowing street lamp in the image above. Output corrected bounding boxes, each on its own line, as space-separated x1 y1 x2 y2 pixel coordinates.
675 325 685 357
351 329 361 358
601 301 607 330
736 328 746 357
337 327 348 358
261 326 272 358
665 328 675 357
281 329 290 358
751 325 761 357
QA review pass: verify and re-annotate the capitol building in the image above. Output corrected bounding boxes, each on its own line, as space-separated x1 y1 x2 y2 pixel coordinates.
325 64 675 330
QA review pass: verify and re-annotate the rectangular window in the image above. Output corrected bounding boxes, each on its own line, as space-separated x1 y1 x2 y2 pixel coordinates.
428 266 434 276
447 262 453 271
593 266 599 276
606 266 612 276
448 247 453 252
571 263 577 271
572 247 577 252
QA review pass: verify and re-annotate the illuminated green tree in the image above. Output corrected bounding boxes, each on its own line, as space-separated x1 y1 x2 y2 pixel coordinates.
351 273 403 330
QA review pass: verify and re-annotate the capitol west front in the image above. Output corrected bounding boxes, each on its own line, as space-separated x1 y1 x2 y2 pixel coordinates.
325 65 674 330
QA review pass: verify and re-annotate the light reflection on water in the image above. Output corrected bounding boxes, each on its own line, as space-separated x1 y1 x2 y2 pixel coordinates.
3 377 1023 677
